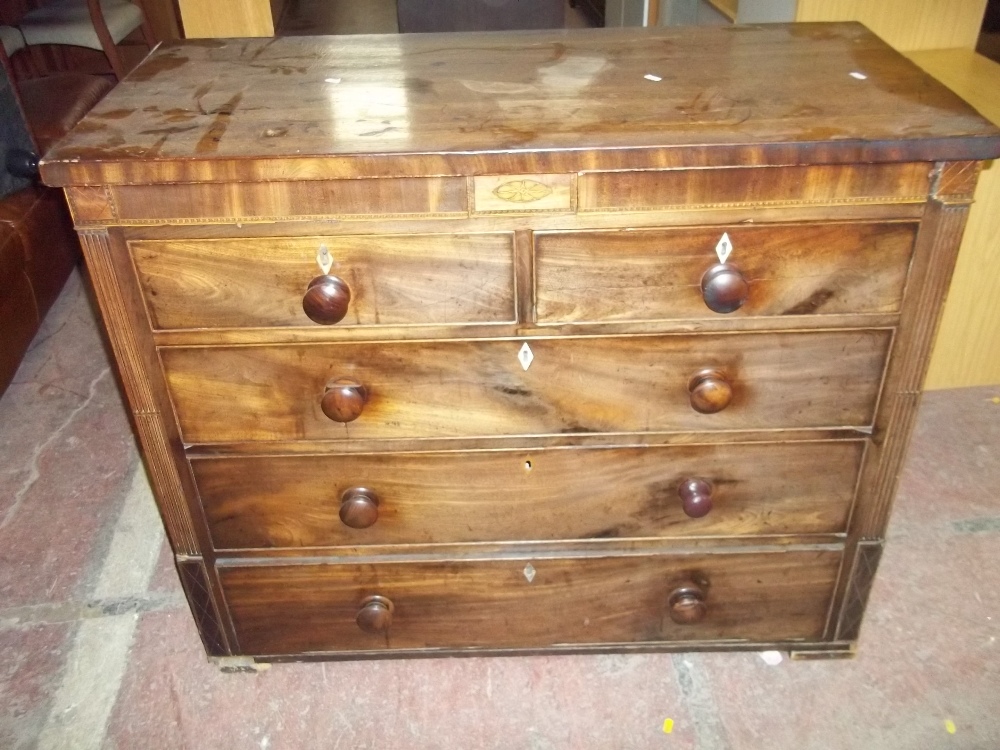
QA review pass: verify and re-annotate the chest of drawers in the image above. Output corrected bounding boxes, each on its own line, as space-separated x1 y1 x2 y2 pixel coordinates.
42 24 1000 662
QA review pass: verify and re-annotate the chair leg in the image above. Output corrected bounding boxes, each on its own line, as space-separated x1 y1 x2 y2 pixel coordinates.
140 16 156 48
103 41 127 79
86 0 124 79
130 0 157 48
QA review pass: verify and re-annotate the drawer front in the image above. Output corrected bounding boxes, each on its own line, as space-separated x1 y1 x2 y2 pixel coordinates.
196 441 864 549
220 550 842 654
162 330 892 443
131 233 515 330
535 222 917 324
91 176 470 223
576 163 932 212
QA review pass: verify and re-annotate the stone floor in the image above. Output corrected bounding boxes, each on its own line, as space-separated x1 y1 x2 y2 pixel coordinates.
1 267 999 749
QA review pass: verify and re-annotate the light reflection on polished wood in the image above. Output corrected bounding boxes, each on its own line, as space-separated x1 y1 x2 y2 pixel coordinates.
39 24 1000 187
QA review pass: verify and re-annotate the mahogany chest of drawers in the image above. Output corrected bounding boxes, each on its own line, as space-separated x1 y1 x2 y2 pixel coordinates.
42 24 1000 661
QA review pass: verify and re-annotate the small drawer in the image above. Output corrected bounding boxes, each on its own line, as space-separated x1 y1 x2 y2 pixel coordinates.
161 329 891 444
219 549 842 654
195 441 864 550
576 163 932 212
535 221 917 324
130 232 515 330
71 176 470 224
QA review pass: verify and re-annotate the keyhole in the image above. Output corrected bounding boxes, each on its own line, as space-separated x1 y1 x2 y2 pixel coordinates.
524 460 532 471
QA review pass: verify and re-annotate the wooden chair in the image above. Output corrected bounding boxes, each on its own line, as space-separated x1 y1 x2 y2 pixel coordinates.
17 0 155 80
1 23 114 155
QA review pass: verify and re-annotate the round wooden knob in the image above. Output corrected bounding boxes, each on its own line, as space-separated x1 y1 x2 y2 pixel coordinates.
688 369 733 414
340 487 380 529
321 379 368 423
701 263 749 314
356 595 393 634
668 582 708 624
678 478 713 518
303 274 351 325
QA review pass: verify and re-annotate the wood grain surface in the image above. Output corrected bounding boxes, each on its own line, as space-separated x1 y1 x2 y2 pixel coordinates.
535 221 917 324
110 177 468 222
160 330 892 444
796 0 987 52
219 549 842 653
910 51 1000 389
194 441 864 549
177 0 274 38
577 163 931 212
131 233 515 330
46 25 999 660
40 24 1000 186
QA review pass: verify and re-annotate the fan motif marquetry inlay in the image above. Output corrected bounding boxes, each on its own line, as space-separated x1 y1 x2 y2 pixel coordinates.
492 179 553 203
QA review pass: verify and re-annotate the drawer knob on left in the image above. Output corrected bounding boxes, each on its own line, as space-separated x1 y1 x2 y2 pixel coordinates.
701 263 749 314
321 379 368 422
340 487 380 529
303 274 352 325
668 581 708 624
356 595 394 634
688 369 733 414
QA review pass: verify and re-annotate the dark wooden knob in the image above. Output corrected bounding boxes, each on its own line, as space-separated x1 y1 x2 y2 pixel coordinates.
356 595 393 634
321 379 368 422
678 478 713 518
688 369 732 414
340 487 380 529
303 274 351 325
701 263 749 314
668 582 708 624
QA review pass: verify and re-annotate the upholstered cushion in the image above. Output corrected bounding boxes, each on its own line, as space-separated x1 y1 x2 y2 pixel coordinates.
0 25 26 56
19 72 113 153
19 0 144 49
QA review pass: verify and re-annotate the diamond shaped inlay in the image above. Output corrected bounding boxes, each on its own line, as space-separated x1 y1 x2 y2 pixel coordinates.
715 232 733 264
518 342 534 371
316 244 333 274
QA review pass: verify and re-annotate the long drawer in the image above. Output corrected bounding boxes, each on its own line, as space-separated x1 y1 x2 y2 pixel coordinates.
220 549 842 654
535 222 917 324
130 232 516 330
161 330 892 443
195 441 865 549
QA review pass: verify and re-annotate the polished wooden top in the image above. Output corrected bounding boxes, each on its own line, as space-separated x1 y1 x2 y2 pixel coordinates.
41 23 1000 186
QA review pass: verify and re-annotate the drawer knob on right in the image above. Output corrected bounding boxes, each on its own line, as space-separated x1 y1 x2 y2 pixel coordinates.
678 478 713 518
701 263 749 314
356 595 394 634
668 582 708 624
688 369 732 414
303 274 351 325
321 379 368 422
340 487 380 529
